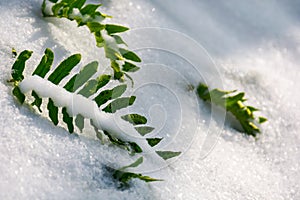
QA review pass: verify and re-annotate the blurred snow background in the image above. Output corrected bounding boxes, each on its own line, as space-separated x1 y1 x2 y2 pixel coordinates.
0 0 300 199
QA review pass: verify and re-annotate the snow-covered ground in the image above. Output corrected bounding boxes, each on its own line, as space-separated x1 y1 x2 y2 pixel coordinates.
0 0 300 199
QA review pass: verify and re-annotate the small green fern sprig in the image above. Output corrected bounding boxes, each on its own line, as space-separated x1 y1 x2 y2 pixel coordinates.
42 0 141 81
197 83 267 137
10 48 180 183
11 49 154 154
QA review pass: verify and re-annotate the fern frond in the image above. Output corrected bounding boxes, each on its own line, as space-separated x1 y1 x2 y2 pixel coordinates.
10 49 181 184
197 83 267 137
42 0 141 81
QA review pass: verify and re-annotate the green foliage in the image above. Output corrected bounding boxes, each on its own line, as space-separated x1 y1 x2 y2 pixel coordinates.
31 91 43 112
80 4 101 16
42 0 141 81
30 49 54 111
10 0 182 185
94 84 127 107
11 49 181 167
128 142 143 154
78 74 111 98
62 107 74 133
197 83 267 137
12 86 25 104
259 116 267 123
119 48 141 63
113 171 161 184
112 35 127 45
48 98 59 125
119 157 144 171
156 151 181 160
134 126 155 136
122 62 140 72
10 49 137 139
48 54 81 84
11 50 32 82
64 61 98 92
146 138 162 147
111 157 162 185
121 114 147 125
32 48 54 78
75 114 84 132
102 96 136 113
103 130 142 155
105 24 129 35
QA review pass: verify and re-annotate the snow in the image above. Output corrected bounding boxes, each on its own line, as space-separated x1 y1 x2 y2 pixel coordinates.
1 0 300 199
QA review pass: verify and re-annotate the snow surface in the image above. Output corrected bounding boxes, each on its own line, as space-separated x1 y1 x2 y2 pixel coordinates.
1 0 300 199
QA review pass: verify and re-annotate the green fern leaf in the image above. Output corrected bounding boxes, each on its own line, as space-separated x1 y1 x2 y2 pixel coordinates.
156 151 181 160
119 157 143 171
11 50 32 81
62 107 74 133
105 24 129 35
31 91 43 112
146 138 162 147
64 61 98 92
12 86 25 104
119 48 141 62
122 62 140 72
102 96 136 113
197 83 267 137
75 114 84 132
134 126 154 136
94 84 127 107
121 114 147 125
78 74 111 98
47 98 59 125
48 54 81 84
32 48 54 78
